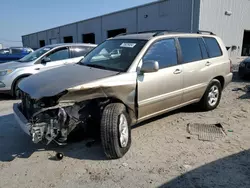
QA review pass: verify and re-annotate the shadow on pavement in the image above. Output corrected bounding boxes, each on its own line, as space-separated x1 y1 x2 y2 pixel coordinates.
0 113 106 162
159 149 250 188
231 85 250 99
132 104 200 130
0 114 41 161
238 89 250 99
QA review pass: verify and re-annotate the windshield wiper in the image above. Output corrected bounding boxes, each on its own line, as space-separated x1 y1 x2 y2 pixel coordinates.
83 64 108 70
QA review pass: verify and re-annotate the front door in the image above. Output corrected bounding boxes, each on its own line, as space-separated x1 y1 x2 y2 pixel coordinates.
39 47 71 72
137 38 183 121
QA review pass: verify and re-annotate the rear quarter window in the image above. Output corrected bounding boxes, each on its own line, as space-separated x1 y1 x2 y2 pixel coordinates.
11 48 23 54
203 37 222 58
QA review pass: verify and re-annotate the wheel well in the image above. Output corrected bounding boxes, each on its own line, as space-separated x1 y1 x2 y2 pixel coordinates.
11 75 31 95
93 97 129 112
213 76 225 89
88 97 135 122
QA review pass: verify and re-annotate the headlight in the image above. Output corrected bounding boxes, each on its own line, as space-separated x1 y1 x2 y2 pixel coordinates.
0 69 14 76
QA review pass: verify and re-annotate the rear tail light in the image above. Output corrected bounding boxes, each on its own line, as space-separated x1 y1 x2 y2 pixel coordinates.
230 59 233 73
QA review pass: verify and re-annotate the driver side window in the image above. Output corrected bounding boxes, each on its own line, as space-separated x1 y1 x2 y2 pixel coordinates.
143 38 178 69
46 47 70 62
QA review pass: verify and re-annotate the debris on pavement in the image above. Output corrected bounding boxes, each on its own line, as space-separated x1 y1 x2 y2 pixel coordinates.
122 163 128 167
48 152 64 161
187 123 226 141
182 164 193 171
55 152 64 160
232 88 242 91
232 85 250 92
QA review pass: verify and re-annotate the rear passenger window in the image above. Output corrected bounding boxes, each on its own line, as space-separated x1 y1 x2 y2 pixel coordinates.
203 37 222 58
11 48 23 54
179 38 202 63
198 38 209 59
143 39 178 69
72 46 94 58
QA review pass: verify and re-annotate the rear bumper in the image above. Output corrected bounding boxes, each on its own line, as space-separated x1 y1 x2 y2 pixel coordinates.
224 73 233 89
13 103 31 135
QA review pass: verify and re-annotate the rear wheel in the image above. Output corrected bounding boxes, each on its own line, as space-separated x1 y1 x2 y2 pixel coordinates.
199 79 222 111
100 103 131 159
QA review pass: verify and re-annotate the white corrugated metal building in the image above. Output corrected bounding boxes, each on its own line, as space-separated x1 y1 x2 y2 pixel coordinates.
22 0 250 57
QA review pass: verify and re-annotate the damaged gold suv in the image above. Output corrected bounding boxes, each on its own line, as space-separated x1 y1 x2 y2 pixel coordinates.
13 31 233 159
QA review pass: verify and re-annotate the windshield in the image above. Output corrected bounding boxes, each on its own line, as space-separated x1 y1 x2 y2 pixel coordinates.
80 39 147 72
18 46 53 62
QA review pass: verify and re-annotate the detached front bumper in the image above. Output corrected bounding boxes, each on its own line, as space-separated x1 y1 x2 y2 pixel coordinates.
13 103 31 135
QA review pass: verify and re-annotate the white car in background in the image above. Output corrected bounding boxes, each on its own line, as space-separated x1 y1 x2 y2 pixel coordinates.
0 43 97 98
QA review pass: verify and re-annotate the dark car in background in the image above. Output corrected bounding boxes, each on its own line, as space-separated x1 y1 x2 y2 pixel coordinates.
238 57 250 78
0 47 33 63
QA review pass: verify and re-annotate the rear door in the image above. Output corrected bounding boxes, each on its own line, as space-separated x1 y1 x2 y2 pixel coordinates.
137 38 183 120
178 37 213 103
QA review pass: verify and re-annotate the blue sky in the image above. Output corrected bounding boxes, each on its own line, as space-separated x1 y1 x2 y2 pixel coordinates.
1 0 154 47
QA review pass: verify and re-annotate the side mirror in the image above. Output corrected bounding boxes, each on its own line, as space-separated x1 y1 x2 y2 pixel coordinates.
41 57 51 64
140 60 159 73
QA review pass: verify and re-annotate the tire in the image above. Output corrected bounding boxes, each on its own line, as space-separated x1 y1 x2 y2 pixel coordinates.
101 103 131 159
199 79 222 111
13 78 25 99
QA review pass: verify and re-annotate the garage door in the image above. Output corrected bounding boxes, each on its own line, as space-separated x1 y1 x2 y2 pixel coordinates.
50 38 58 45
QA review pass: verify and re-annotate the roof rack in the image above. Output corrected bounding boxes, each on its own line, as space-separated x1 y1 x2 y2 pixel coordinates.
115 30 168 37
115 29 185 38
197 30 215 35
153 30 175 37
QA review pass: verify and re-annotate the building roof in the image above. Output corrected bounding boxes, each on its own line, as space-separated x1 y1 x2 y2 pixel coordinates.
22 0 167 37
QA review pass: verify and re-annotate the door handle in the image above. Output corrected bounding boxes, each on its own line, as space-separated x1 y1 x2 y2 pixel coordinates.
173 69 182 74
34 68 40 70
205 61 211 66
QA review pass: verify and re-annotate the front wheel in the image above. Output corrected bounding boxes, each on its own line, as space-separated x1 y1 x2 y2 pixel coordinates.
198 79 222 111
100 103 131 159
13 78 25 99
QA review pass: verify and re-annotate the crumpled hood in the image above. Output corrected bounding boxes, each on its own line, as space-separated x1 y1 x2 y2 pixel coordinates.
0 61 32 70
19 64 119 99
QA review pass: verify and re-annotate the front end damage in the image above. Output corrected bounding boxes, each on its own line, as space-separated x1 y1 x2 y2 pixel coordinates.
19 91 99 145
15 73 137 145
